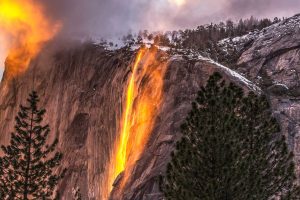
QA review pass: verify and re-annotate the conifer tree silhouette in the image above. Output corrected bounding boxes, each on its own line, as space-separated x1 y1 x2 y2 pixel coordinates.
161 73 300 200
0 91 65 199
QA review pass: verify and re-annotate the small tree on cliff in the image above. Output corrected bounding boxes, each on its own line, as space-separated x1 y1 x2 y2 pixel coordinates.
160 72 300 200
0 91 65 199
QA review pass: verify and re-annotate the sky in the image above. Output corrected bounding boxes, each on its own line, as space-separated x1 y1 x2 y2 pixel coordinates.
1 0 300 80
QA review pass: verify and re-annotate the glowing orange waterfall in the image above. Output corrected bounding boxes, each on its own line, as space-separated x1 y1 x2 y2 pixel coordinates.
105 47 167 199
114 49 145 177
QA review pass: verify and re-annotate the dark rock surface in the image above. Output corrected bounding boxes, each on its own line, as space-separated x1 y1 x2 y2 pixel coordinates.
238 14 300 178
0 43 131 199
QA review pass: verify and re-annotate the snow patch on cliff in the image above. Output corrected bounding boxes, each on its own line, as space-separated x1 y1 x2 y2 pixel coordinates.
170 49 261 93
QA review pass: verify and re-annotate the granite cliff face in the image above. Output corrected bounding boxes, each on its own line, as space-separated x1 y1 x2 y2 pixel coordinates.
109 54 259 200
0 43 130 199
0 43 257 200
0 14 299 200
237 14 300 176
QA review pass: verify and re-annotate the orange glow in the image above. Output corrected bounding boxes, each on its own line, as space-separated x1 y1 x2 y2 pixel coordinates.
104 47 167 199
0 0 61 78
114 49 145 177
169 0 186 6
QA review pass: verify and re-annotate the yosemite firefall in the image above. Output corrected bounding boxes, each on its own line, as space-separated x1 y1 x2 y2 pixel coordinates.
0 0 299 199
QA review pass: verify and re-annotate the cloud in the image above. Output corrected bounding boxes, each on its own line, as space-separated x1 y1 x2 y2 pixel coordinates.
40 0 145 38
0 0 299 80
38 0 300 38
224 0 300 19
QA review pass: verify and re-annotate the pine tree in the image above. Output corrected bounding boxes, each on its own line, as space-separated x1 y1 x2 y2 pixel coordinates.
160 72 300 200
0 91 65 199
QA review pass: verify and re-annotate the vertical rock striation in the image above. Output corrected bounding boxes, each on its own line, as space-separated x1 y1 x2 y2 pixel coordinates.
238 14 300 178
0 43 132 199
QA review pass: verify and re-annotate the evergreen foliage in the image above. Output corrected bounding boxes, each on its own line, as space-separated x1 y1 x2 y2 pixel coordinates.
160 72 300 200
0 91 65 199
124 16 278 66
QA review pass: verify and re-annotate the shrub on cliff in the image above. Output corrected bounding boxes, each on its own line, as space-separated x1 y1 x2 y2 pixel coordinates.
0 91 66 199
160 72 300 199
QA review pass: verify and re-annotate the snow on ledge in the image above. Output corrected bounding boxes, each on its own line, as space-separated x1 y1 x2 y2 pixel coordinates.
201 56 261 93
170 51 261 93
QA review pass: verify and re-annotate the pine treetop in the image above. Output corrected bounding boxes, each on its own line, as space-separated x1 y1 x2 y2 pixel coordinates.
161 72 300 200
0 91 65 200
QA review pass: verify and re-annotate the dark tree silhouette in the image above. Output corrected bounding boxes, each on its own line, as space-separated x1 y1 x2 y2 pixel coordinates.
0 91 65 199
161 73 300 200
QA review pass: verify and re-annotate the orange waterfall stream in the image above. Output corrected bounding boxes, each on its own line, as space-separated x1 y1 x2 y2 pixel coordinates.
103 47 168 199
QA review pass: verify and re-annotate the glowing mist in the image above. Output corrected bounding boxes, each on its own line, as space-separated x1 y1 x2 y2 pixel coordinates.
0 0 61 78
